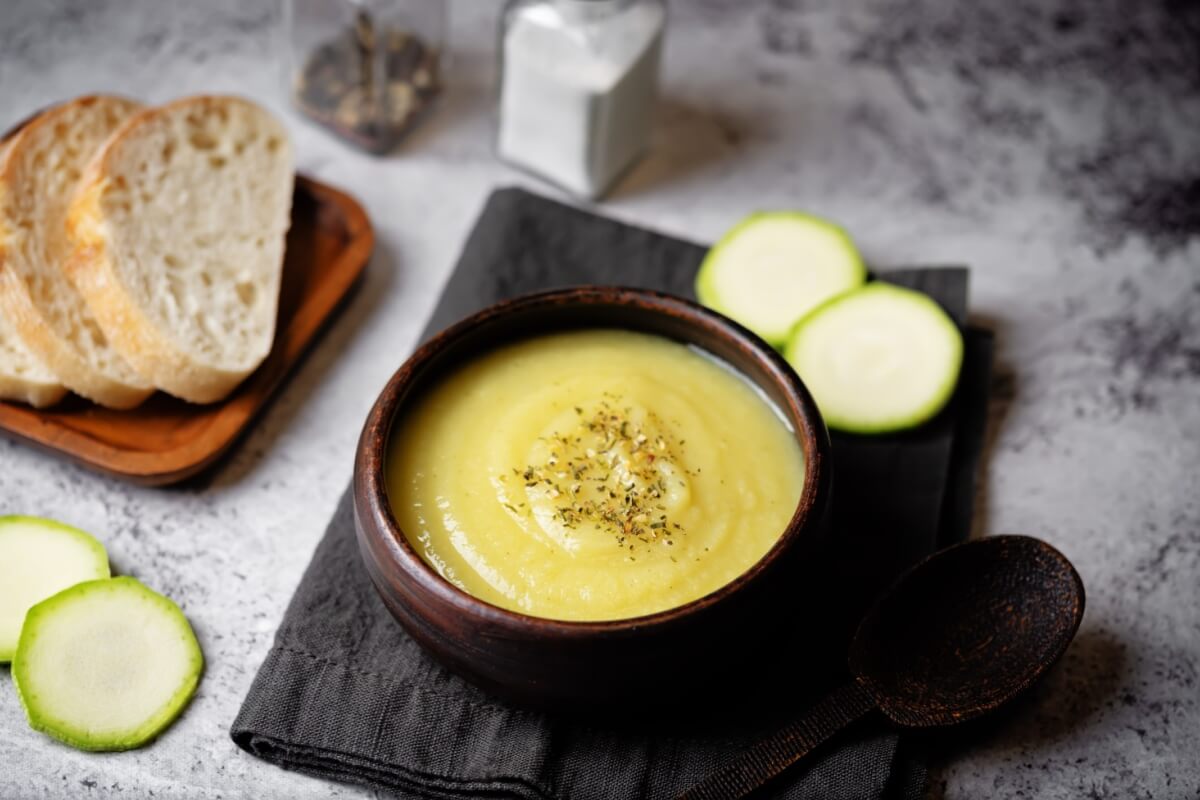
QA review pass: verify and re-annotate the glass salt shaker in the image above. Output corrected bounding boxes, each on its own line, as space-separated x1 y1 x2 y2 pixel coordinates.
497 0 666 199
284 0 446 153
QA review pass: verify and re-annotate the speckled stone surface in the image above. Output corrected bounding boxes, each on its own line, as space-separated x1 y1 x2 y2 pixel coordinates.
0 1 1196 798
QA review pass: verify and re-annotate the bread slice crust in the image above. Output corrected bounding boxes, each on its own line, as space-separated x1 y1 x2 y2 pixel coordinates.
0 95 151 409
0 137 68 407
67 95 294 404
0 311 68 408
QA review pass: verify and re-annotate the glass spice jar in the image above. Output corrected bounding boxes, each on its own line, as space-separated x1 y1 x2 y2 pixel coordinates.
284 0 445 153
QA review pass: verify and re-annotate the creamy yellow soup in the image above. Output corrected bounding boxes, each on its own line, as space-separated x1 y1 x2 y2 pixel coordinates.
386 329 805 621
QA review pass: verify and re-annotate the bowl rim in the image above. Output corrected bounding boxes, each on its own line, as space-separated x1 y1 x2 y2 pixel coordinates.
355 285 831 637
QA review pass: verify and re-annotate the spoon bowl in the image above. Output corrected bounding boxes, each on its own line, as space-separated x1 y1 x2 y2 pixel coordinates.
851 534 1086 727
679 535 1085 799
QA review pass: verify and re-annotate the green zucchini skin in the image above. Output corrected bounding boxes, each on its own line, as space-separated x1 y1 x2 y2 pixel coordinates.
784 282 964 434
13 576 204 752
0 515 110 663
696 211 866 348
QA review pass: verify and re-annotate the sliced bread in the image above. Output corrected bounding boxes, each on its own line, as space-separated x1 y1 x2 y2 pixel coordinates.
0 95 151 409
0 138 68 408
0 311 68 408
67 96 294 404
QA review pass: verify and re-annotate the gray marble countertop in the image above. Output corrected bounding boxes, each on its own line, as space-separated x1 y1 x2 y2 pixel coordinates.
1 1 1197 798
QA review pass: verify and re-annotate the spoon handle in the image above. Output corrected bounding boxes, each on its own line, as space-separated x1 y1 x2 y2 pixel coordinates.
676 681 877 800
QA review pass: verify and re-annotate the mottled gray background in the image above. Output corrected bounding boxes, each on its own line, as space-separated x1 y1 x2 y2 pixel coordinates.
0 1 1197 798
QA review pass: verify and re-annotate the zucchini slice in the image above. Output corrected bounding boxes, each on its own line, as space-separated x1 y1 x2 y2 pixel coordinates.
0 516 109 662
696 212 866 347
785 283 963 433
13 577 203 751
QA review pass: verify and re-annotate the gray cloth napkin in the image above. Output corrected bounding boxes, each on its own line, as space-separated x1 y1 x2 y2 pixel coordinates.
232 188 994 799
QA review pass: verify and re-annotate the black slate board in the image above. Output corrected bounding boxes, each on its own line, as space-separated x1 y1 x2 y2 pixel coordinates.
233 187 994 799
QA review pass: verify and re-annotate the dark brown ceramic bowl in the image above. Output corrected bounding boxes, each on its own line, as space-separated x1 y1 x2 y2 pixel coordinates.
353 287 832 710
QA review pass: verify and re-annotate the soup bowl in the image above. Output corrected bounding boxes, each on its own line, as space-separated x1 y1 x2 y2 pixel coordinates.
353 286 832 709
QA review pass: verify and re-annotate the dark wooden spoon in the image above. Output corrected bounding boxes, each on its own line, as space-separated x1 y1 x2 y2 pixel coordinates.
678 535 1085 800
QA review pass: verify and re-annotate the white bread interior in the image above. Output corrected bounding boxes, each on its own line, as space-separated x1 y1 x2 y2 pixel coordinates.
67 95 294 404
0 95 150 409
0 136 67 408
0 302 68 408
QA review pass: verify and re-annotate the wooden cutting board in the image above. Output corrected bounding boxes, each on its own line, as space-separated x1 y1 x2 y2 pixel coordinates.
0 175 373 485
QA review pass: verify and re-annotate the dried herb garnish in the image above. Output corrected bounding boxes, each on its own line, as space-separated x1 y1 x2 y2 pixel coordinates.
517 396 688 549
